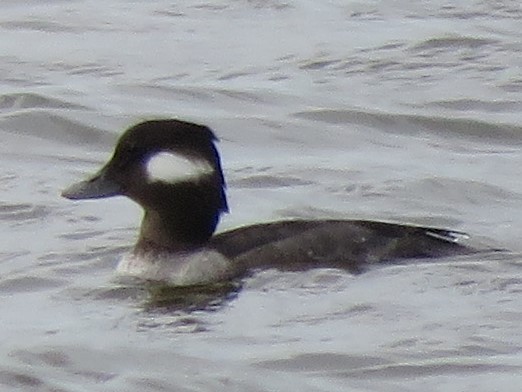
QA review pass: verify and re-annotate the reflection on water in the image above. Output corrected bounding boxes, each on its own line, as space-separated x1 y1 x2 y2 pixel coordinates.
144 280 242 312
75 272 243 312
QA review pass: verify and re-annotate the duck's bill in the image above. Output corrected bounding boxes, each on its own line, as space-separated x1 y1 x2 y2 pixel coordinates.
62 168 121 200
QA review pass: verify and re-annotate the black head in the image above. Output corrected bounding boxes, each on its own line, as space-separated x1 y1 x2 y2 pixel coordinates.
63 119 229 251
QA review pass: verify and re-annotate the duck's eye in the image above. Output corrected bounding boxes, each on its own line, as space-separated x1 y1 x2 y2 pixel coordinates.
112 142 142 169
122 141 138 156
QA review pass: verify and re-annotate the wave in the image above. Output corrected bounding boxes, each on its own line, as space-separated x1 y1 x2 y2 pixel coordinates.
294 108 522 145
0 110 116 148
0 93 87 111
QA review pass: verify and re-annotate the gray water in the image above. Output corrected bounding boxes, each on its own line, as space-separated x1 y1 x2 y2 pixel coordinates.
1 1 522 391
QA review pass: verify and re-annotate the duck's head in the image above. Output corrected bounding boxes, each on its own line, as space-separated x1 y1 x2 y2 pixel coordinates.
63 119 229 252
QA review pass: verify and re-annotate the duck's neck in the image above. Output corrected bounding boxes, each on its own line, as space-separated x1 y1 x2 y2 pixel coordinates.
134 210 211 253
133 181 227 254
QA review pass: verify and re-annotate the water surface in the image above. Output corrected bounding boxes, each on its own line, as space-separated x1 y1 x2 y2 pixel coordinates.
1 1 521 391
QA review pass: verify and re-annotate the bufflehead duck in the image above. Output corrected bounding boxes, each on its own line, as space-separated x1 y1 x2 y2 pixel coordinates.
63 119 472 285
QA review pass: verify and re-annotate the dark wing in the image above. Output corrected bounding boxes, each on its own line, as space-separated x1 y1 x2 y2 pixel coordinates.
209 219 472 274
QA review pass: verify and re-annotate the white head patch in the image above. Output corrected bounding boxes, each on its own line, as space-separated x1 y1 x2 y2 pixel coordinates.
146 152 214 184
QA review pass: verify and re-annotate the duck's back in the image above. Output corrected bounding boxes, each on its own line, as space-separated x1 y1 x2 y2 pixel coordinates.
209 220 472 274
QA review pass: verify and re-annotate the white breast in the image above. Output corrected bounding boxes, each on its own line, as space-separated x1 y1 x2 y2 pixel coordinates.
116 249 233 286
146 152 214 184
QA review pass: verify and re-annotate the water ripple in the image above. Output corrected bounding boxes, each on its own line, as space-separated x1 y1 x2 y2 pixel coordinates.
294 108 522 144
